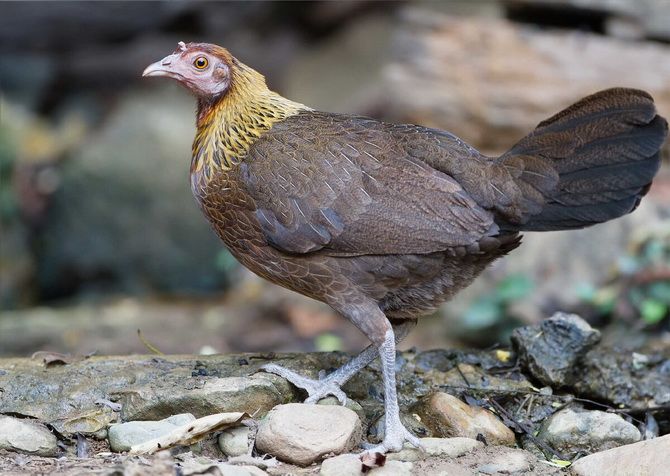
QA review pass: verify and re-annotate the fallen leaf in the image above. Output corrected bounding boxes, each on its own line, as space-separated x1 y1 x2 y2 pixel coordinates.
31 351 73 367
129 412 247 455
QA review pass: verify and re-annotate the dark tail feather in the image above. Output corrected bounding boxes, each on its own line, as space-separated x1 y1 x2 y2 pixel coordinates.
496 88 667 232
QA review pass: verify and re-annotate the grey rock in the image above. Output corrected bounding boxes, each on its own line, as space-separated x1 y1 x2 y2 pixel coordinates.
108 413 195 452
255 403 362 466
572 348 670 408
0 415 58 456
218 425 252 457
387 437 482 462
412 392 515 446
119 375 290 421
478 448 533 474
511 313 600 387
539 408 641 458
571 434 670 476
320 453 362 476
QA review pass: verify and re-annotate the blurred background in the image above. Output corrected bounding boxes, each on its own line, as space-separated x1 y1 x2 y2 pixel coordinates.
1 0 668 358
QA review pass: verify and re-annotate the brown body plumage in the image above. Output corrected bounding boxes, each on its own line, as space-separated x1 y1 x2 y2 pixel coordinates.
144 43 667 453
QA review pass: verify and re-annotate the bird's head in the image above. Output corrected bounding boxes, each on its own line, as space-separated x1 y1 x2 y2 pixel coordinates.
142 41 236 100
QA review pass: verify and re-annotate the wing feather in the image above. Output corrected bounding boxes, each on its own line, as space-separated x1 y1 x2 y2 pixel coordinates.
242 112 497 256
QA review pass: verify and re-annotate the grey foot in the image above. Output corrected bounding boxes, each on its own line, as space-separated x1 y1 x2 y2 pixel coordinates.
260 363 347 405
362 418 423 454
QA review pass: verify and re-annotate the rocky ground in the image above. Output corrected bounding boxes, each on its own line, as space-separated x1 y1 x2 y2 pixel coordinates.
0 314 668 475
2 1 670 474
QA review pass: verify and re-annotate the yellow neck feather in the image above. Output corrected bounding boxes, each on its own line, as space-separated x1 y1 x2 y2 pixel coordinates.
192 62 308 176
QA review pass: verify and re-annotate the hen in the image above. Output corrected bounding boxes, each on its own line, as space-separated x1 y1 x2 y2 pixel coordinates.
143 42 667 453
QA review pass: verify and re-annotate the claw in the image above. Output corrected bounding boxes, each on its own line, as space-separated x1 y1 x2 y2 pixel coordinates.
362 420 422 454
260 363 348 406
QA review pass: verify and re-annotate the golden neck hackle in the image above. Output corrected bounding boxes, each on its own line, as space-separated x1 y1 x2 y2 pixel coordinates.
191 62 308 177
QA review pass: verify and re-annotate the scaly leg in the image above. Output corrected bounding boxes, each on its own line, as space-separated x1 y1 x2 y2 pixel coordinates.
261 319 416 405
361 327 422 453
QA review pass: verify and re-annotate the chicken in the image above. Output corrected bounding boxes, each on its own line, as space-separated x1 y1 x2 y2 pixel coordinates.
143 42 667 453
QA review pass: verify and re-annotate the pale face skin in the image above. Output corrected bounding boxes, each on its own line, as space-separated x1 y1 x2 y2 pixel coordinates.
142 42 230 97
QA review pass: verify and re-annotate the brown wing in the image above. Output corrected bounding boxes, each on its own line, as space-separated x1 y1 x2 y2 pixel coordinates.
240 111 498 256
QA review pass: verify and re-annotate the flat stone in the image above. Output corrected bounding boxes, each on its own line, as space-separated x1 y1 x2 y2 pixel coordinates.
387 437 482 462
413 393 515 446
0 415 58 456
50 406 115 438
255 403 362 466
119 375 288 421
571 434 670 476
511 313 600 387
539 408 641 458
108 413 195 452
184 463 268 476
218 425 252 457
478 448 533 474
319 453 362 476
368 461 412 476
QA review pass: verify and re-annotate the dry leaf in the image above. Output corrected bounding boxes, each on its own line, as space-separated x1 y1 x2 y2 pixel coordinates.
129 412 247 455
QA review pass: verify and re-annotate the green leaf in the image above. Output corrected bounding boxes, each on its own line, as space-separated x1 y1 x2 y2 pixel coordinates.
592 286 616 314
463 298 501 329
642 239 665 263
575 282 596 302
314 333 343 352
617 255 640 275
648 281 670 304
495 274 534 302
641 299 667 325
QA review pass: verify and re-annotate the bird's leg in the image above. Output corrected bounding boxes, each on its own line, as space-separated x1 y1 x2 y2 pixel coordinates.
261 319 416 405
361 326 422 454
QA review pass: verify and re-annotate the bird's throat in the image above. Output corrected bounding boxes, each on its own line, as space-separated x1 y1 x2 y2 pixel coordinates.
191 66 308 177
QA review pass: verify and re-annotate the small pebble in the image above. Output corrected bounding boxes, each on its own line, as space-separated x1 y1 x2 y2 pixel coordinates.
255 403 362 466
539 408 641 458
218 425 252 457
413 393 515 445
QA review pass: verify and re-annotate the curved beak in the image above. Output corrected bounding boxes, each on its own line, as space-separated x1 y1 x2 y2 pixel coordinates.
142 54 179 78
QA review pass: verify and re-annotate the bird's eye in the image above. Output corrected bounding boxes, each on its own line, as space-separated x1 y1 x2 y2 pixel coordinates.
193 56 208 70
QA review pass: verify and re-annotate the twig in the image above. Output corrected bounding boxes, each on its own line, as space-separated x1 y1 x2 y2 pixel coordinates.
137 329 164 355
455 364 472 387
450 367 568 461
487 398 568 461
571 397 645 426
606 404 670 415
